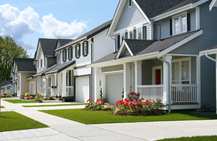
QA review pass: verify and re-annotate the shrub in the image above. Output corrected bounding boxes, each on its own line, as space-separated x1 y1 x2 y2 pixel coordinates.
35 92 44 103
12 93 17 97
85 99 106 110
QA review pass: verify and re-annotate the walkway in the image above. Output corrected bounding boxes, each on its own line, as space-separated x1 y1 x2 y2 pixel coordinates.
1 98 217 141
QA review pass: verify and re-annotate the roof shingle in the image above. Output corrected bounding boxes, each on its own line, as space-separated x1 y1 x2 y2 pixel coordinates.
14 58 35 72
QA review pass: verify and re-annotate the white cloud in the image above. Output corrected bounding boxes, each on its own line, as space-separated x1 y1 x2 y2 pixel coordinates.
0 4 39 40
40 14 87 39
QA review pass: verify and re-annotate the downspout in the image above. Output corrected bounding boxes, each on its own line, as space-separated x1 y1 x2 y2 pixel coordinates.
158 56 171 113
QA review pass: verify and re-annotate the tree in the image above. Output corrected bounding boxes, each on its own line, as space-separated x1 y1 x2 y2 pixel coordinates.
0 36 29 83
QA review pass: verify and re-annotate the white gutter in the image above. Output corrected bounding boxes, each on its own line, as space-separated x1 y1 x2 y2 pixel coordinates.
205 53 216 62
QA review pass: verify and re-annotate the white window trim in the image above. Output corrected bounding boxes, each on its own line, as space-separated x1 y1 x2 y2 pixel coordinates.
172 57 191 84
152 66 163 85
129 0 132 8
172 12 187 35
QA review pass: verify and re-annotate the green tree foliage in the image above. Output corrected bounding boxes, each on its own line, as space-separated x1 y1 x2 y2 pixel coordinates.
0 36 29 83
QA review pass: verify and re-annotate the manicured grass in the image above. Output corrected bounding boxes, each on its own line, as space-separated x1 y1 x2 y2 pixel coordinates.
23 103 86 107
0 111 48 132
40 109 217 124
158 136 217 141
4 99 36 103
0 106 4 108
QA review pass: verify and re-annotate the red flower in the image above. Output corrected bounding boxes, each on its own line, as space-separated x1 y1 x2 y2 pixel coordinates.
124 103 129 106
100 101 103 104
149 103 153 106
137 101 143 104
133 101 137 105
124 98 130 103
146 100 149 105
129 103 134 107
87 99 92 102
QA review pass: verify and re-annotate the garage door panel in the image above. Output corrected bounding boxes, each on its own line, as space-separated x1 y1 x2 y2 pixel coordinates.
76 76 89 102
106 74 123 105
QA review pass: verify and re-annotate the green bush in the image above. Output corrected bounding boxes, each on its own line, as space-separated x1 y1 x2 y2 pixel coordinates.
35 92 44 103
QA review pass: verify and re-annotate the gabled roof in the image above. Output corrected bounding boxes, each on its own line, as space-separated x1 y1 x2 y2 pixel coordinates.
57 20 112 51
38 38 58 57
136 0 199 19
93 30 202 65
14 58 35 72
0 80 11 88
58 39 73 46
200 44 217 56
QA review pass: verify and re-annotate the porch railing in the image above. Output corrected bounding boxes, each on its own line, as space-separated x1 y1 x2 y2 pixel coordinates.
138 85 163 100
66 86 74 97
171 84 198 103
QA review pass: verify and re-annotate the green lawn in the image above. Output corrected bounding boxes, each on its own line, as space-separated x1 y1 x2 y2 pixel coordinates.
158 136 217 141
0 111 48 132
4 99 36 103
0 106 4 108
40 109 217 124
23 103 86 107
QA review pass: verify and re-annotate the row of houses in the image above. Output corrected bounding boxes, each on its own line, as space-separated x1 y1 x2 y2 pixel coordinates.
1 0 217 112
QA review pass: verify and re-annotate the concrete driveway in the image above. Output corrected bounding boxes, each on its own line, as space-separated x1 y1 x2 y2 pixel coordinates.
1 98 217 141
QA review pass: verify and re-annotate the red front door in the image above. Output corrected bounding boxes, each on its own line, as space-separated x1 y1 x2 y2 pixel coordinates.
155 69 161 85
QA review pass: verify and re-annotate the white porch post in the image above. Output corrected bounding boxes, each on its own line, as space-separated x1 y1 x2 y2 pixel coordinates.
45 76 49 97
134 61 142 93
62 70 67 97
162 55 172 105
94 67 100 101
57 73 61 96
124 63 130 98
216 54 217 114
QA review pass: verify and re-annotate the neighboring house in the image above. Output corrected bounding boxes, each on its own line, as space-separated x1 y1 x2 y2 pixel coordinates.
45 20 113 102
89 0 217 111
0 80 12 96
29 39 72 97
11 58 36 97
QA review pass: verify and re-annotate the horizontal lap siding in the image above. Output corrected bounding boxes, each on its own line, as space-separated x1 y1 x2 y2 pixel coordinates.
115 1 147 31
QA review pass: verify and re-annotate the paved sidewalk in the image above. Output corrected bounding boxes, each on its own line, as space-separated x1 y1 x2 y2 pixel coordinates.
1 99 217 141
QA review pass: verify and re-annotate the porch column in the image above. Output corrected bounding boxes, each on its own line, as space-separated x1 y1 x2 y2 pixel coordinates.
45 76 49 97
162 55 172 105
62 70 67 97
94 67 100 101
124 63 130 98
57 73 61 96
134 61 142 93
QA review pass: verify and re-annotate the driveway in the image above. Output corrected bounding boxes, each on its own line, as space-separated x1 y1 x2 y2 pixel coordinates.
1 98 217 141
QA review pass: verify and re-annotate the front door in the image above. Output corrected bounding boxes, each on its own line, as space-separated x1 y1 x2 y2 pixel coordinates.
155 69 161 85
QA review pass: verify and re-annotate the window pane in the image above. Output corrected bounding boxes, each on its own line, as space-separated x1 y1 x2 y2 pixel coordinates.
130 32 133 39
182 60 189 81
121 34 124 44
174 18 179 34
137 28 142 40
181 16 187 32
172 62 179 83
84 42 88 56
77 45 80 57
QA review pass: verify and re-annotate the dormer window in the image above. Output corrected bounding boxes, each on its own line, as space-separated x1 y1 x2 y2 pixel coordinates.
40 59 42 68
83 41 88 57
129 31 133 39
143 26 147 40
172 12 188 35
129 0 132 7
68 47 73 60
75 44 80 58
133 28 136 39
125 31 128 39
137 28 142 40
62 49 67 62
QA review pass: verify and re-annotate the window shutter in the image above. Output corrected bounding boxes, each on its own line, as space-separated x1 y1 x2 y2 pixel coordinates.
170 19 172 36
143 26 147 40
133 29 136 39
187 13 191 31
82 42 84 56
75 46 77 58
125 32 128 39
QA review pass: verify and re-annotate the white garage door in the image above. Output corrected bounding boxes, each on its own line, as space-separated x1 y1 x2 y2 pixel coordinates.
106 73 123 105
75 76 89 102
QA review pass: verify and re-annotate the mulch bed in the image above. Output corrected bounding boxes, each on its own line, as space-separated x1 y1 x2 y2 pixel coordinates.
83 107 112 111
112 109 166 116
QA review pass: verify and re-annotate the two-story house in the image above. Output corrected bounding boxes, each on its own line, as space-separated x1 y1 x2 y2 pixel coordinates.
89 0 217 111
28 39 72 97
0 80 12 96
11 58 36 97
43 20 114 102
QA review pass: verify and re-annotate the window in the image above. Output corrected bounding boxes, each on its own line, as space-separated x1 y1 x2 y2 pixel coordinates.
129 31 133 39
125 31 128 39
83 41 88 56
115 34 120 51
129 0 132 7
75 44 80 58
38 61 40 68
173 13 187 35
121 34 124 44
133 28 136 39
143 26 147 40
62 49 67 62
172 58 191 84
68 47 73 60
40 59 42 68
137 28 142 40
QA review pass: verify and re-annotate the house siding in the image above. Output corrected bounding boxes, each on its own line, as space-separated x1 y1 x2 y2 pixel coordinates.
115 0 147 32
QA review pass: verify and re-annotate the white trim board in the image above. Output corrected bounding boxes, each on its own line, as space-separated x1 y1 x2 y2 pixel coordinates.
210 0 217 11
116 40 133 59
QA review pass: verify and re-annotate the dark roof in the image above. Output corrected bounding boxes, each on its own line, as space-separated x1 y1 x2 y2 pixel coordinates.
14 58 35 72
0 80 11 88
58 39 73 46
204 44 217 51
94 30 200 64
62 20 112 48
45 61 76 75
135 0 199 19
39 38 58 57
125 39 155 55
32 64 57 77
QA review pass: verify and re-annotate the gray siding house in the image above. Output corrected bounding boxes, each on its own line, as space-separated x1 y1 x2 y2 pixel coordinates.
89 0 217 110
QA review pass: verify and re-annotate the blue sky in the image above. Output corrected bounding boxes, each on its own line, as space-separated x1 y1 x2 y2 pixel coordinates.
0 0 119 57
